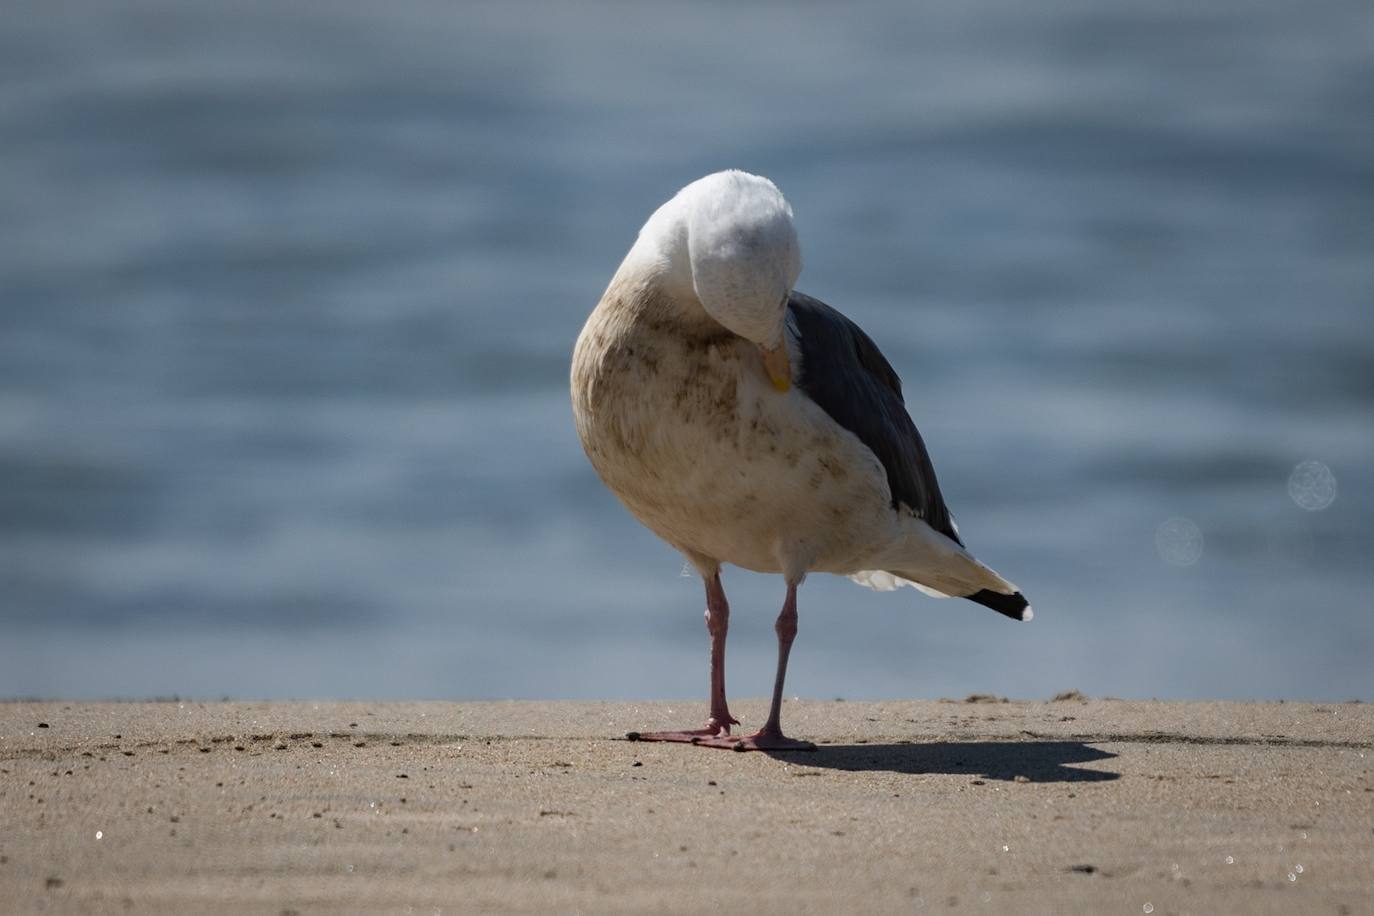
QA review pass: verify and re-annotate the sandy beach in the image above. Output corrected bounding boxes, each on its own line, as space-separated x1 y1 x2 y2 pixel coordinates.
2 698 1371 914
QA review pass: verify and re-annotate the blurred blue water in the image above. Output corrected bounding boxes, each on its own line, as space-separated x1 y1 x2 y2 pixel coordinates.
2 0 1371 700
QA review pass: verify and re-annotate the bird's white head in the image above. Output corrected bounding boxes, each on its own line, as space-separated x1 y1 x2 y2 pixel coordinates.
628 170 801 390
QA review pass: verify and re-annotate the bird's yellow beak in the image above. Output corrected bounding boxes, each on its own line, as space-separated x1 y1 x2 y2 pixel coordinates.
760 342 791 393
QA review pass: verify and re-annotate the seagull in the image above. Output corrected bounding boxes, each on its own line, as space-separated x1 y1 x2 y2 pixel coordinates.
571 170 1031 751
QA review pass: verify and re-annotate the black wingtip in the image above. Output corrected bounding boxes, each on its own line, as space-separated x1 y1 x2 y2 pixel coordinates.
966 589 1033 621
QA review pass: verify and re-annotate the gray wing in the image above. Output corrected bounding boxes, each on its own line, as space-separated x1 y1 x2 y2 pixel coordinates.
787 291 962 546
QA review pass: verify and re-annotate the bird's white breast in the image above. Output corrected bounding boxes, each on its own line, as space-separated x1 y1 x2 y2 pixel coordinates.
572 283 897 581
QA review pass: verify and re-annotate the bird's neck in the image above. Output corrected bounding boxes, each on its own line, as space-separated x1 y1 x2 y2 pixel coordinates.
607 215 724 340
598 268 726 344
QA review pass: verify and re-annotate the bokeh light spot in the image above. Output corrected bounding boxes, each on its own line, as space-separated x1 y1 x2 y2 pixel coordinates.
1156 517 1203 567
1287 460 1336 511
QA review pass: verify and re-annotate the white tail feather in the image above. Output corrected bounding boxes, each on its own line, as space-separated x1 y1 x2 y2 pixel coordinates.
848 520 1018 600
848 570 953 597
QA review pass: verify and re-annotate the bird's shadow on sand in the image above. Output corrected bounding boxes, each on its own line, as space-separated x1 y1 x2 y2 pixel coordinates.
767 741 1119 783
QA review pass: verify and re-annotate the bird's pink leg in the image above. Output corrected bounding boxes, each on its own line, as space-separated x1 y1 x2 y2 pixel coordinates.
647 581 816 752
717 581 815 751
703 572 740 731
628 572 740 744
